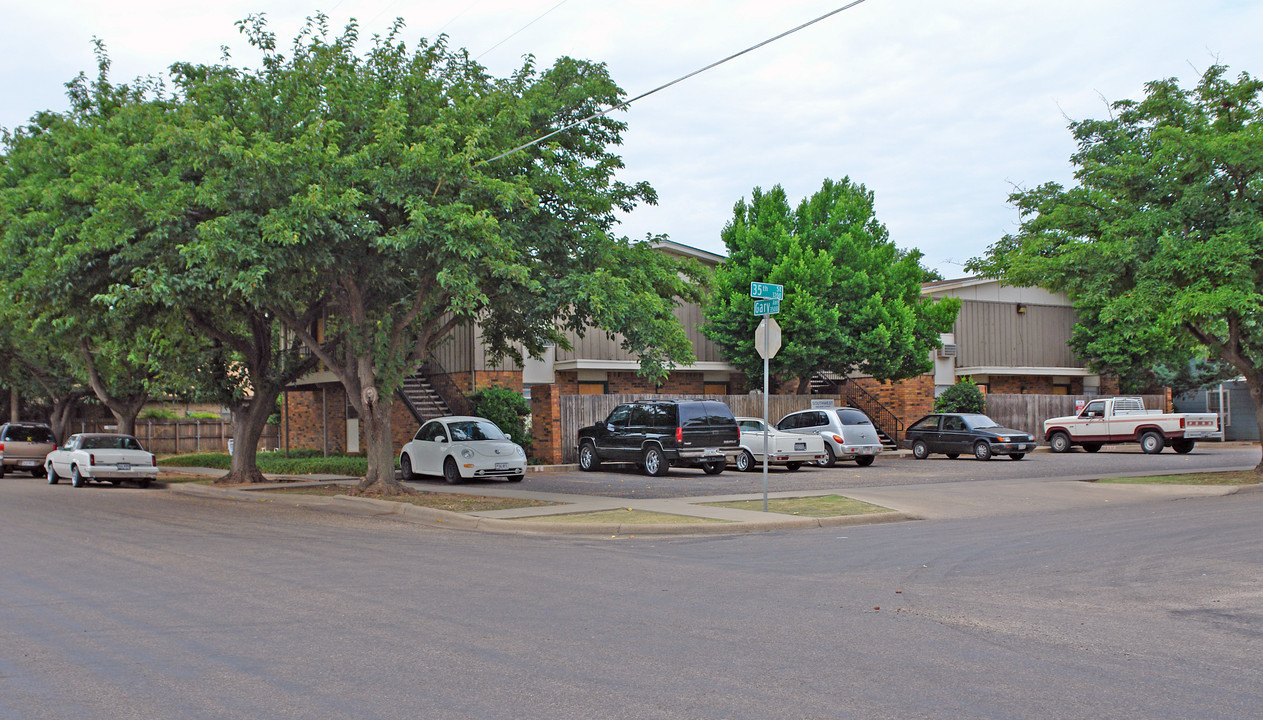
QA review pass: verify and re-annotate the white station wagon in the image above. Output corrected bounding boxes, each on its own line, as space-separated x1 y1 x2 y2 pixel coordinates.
46 433 159 488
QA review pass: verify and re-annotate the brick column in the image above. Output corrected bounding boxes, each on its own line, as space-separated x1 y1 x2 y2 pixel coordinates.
530 384 564 464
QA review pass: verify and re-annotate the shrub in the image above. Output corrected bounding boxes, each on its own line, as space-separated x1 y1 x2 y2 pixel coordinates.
466 386 532 453
140 409 180 420
185 411 221 420
933 377 987 414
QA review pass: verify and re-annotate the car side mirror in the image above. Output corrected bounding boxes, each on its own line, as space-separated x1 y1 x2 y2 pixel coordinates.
505 433 512 440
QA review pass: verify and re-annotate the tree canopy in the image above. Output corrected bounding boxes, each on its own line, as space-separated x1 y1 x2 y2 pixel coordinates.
703 178 959 393
968 64 1263 469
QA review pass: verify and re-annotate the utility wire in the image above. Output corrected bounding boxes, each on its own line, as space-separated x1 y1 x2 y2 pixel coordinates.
476 0 573 61
481 0 871 165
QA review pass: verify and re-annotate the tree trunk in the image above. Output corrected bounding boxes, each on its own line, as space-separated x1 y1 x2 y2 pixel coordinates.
108 397 147 437
1247 374 1263 475
357 395 404 493
796 376 812 395
218 388 281 485
48 394 79 444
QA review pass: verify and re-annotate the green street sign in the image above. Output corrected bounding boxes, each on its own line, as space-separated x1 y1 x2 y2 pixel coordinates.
750 282 783 300
753 298 780 315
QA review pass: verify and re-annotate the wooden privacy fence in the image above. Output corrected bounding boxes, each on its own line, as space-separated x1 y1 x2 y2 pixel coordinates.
984 394 1166 440
556 393 846 464
69 420 280 455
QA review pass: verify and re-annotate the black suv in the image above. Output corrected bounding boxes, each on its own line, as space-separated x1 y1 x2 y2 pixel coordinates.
576 400 741 476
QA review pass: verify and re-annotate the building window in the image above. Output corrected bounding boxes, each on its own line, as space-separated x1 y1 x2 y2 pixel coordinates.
578 381 607 396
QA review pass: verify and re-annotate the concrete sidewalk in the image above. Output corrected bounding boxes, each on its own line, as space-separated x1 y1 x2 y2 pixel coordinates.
161 464 1255 535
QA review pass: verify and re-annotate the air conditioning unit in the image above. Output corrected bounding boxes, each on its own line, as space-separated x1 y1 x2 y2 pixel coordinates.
937 344 958 358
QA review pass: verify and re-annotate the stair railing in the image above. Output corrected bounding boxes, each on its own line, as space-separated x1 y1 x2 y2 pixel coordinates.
838 379 903 448
418 353 470 416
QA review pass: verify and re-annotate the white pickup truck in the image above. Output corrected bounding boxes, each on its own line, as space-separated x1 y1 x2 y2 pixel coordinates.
1043 396 1220 455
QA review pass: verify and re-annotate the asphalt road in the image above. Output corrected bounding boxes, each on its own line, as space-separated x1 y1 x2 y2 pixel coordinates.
2 472 1261 719
482 443 1263 498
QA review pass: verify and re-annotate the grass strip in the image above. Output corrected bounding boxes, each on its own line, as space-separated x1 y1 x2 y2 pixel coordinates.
269 485 554 513
519 509 727 524
702 494 893 518
1096 471 1261 486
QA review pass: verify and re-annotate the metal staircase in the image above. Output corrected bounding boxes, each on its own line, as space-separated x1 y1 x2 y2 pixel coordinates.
397 373 451 424
811 372 901 450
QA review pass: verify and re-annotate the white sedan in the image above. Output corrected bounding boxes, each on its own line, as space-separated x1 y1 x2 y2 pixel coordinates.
734 417 827 471
45 433 160 488
399 416 526 484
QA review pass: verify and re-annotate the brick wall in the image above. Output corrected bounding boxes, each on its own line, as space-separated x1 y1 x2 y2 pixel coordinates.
852 375 937 428
282 383 427 455
447 371 523 393
529 384 564 464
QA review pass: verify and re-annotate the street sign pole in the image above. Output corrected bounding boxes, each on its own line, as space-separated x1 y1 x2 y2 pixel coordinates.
750 281 783 513
762 314 769 512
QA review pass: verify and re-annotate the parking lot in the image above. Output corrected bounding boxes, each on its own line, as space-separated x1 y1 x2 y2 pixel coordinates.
417 443 1262 499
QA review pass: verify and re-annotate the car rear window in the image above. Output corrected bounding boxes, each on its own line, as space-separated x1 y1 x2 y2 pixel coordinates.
679 401 735 428
4 426 54 443
81 436 144 451
835 409 872 426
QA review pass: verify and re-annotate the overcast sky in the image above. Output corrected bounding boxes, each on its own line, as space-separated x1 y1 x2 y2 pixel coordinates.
4 0 1261 276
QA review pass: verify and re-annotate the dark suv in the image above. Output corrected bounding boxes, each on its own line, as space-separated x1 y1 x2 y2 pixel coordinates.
576 400 741 476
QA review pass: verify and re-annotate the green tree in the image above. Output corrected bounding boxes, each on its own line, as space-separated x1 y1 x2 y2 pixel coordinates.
703 179 959 393
466 386 532 455
969 65 1263 471
932 377 986 414
169 16 703 493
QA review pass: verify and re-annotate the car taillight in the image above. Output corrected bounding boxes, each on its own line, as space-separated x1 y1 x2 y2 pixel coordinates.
0 442 4 452
832 435 844 444
89 453 96 466
1179 417 1185 429
150 453 156 467
675 426 683 443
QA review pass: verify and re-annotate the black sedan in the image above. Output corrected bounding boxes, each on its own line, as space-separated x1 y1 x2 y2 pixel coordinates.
902 413 1037 460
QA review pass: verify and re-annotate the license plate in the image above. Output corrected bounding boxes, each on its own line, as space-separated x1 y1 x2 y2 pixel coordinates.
705 448 723 456
495 462 508 470
20 460 37 467
794 442 806 451
117 463 131 471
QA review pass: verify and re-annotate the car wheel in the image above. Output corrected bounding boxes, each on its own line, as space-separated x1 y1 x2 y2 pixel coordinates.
1140 431 1164 455
815 445 837 468
443 457 463 484
71 466 86 488
701 460 725 475
400 453 416 482
1172 439 1195 454
973 442 993 461
578 443 601 472
945 453 959 459
911 440 930 460
854 455 875 467
507 473 524 482
642 446 669 477
1049 432 1072 453
47 464 59 485
1008 453 1026 460
784 462 802 471
1083 443 1102 453
735 450 755 472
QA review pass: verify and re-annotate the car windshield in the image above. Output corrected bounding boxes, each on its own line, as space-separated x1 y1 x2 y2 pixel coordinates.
960 414 1000 430
80 435 144 451
447 420 506 442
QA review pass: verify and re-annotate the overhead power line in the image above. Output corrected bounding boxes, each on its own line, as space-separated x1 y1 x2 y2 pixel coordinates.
481 0 872 165
476 0 573 61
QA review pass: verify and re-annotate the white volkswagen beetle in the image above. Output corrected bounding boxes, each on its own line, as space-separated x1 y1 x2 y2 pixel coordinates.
45 433 160 488
399 416 526 484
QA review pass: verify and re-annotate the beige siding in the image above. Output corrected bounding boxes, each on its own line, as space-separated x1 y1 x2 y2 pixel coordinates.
555 301 726 364
431 322 523 374
955 301 1079 368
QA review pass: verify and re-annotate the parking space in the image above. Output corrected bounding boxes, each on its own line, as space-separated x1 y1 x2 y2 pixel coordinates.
414 444 1261 499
